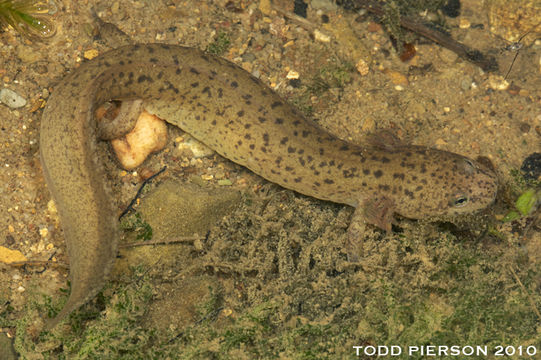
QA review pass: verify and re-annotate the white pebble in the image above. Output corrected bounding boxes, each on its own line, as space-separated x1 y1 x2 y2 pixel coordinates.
0 88 27 108
314 29 331 43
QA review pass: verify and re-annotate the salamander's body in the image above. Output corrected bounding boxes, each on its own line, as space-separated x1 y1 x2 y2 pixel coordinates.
40 44 497 328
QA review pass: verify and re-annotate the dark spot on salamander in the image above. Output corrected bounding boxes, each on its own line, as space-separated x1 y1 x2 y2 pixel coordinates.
373 170 383 178
363 169 370 175
191 82 199 87
231 81 238 88
258 117 267 123
420 164 427 173
298 157 305 166
270 101 282 109
237 110 245 117
324 179 334 184
202 86 212 97
294 177 303 183
149 57 158 63
280 137 288 145
378 184 390 191
244 134 251 140
343 169 357 178
260 147 267 153
275 118 284 124
190 67 200 75
393 173 405 180
404 190 415 199
218 88 223 98
244 123 251 129
175 68 181 75
249 144 255 150
339 145 349 151
288 147 296 153
381 157 391 163
285 166 293 172
263 133 269 143
302 131 310 138
137 75 152 83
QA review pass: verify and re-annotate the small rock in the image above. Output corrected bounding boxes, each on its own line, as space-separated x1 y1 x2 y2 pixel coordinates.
435 138 448 146
286 70 299 79
366 22 382 32
17 46 42 63
520 153 541 181
356 58 369 76
259 0 272 15
384 69 408 86
176 134 215 158
311 0 337 11
459 18 471 29
314 29 331 43
83 48 100 60
111 110 168 170
488 74 509 91
0 88 26 108
460 77 472 91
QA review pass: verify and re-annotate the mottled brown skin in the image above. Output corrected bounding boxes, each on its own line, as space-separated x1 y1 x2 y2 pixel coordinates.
40 44 498 328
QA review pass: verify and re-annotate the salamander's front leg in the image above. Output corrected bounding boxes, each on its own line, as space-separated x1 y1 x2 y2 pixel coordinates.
346 196 395 262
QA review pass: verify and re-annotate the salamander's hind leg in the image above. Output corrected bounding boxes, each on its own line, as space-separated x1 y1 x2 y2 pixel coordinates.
96 99 143 140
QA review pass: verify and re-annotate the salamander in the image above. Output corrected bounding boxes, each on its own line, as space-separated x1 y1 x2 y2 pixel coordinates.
40 44 498 328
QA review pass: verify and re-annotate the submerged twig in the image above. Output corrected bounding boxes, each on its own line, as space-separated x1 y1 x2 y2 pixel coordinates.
119 166 167 220
119 235 204 248
509 266 541 321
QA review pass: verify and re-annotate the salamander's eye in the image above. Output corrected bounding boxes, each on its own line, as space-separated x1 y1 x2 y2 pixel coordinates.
450 193 469 207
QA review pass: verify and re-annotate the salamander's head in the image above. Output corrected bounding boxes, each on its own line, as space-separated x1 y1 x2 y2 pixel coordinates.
394 148 498 219
441 155 498 215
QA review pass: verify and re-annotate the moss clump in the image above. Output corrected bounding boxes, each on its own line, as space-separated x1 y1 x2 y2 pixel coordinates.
206 31 231 56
